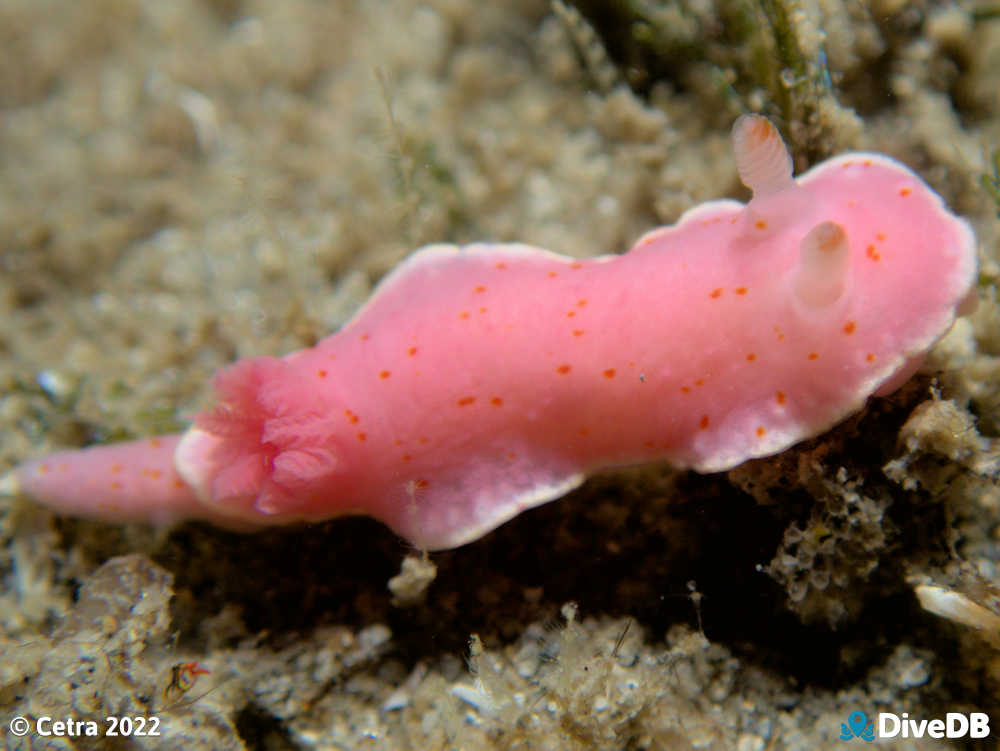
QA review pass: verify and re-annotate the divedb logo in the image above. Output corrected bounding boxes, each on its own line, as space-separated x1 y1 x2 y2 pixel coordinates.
840 710 990 741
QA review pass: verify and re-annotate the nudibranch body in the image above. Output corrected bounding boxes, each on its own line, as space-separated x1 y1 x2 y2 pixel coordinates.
3 116 978 550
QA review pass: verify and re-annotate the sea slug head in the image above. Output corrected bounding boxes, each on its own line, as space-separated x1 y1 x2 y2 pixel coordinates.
175 356 343 524
730 113 978 402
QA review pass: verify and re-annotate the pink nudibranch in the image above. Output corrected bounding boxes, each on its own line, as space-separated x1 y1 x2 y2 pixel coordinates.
3 116 978 550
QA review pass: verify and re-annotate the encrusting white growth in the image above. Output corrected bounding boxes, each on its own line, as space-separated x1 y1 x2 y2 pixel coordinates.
0 472 17 500
2 115 979 550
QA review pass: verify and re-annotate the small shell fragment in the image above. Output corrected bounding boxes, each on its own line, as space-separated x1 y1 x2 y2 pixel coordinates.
914 584 1000 633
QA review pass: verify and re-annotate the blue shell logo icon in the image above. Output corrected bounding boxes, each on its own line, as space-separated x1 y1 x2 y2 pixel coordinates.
840 710 875 741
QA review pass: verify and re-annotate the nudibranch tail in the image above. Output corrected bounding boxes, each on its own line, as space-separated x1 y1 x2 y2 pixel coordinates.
3 435 203 525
